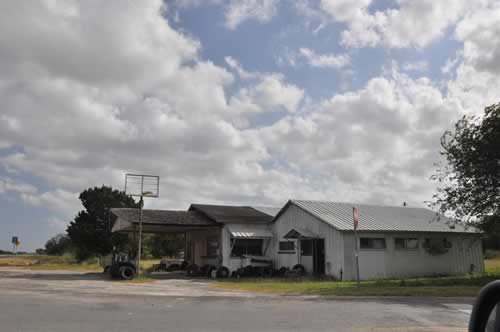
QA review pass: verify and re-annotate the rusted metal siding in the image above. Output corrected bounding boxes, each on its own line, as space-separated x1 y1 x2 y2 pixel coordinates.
273 204 345 278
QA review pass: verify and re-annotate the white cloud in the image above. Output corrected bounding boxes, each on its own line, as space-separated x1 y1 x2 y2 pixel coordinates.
298 47 350 69
403 61 429 72
314 0 486 49
0 0 305 223
441 52 462 74
21 189 81 221
230 74 304 114
225 0 279 29
225 56 259 80
254 66 464 206
0 177 38 196
1 0 500 235
224 57 304 114
455 2 500 75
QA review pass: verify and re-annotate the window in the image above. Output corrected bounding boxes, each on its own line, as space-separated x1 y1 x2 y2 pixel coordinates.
206 237 219 257
395 238 419 250
231 239 263 256
279 241 295 251
360 238 386 250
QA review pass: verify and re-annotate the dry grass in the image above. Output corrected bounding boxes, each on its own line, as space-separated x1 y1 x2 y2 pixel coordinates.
0 255 101 272
0 255 159 273
139 259 160 271
485 256 500 274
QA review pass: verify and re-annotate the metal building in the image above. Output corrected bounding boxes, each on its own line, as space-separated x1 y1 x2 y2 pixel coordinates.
272 200 484 280
112 200 484 280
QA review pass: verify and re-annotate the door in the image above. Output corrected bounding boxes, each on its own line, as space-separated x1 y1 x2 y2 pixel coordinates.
313 239 325 275
300 239 313 273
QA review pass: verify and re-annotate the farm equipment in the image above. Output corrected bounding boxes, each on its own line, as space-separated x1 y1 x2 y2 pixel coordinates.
102 253 137 280
234 255 273 277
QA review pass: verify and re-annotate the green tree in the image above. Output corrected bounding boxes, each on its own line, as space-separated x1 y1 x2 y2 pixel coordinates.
66 186 139 261
45 233 72 255
143 233 184 258
431 102 500 228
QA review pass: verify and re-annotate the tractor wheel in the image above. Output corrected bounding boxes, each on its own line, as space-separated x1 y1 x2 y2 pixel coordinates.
118 265 136 280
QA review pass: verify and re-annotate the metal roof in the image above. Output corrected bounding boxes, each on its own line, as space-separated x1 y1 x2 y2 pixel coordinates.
226 224 273 238
189 204 275 224
111 208 216 227
280 200 478 233
251 206 281 217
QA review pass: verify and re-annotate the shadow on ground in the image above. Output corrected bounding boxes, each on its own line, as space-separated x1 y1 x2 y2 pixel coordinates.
0 269 213 284
1 271 109 281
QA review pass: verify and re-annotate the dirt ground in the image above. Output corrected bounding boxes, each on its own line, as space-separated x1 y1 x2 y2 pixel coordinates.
0 267 256 298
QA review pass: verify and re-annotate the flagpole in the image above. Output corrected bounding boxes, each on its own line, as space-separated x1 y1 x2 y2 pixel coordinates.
353 207 360 286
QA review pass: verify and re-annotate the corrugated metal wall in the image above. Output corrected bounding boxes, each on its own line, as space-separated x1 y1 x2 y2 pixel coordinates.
273 204 345 278
343 232 484 280
274 204 484 280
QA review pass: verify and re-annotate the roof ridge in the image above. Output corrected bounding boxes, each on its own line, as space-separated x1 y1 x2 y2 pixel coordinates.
290 199 430 210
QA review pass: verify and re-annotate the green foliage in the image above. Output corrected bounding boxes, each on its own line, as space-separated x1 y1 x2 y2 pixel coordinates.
431 102 500 227
143 233 184 258
66 186 139 261
480 215 500 250
45 233 73 255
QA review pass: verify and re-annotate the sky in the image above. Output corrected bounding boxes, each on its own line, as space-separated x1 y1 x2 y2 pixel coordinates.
1 0 500 252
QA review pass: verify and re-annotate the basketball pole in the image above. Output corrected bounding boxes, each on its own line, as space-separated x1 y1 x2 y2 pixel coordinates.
137 176 144 275
137 194 143 275
124 173 159 278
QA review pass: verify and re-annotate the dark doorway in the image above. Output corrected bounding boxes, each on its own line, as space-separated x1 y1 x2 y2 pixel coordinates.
313 239 325 275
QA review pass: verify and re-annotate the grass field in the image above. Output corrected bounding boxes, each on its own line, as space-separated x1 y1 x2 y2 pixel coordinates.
214 256 500 297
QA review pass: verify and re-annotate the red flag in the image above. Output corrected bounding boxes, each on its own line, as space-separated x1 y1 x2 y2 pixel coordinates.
353 207 359 230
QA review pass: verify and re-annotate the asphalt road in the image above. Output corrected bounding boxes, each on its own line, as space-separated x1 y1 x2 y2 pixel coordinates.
0 269 473 332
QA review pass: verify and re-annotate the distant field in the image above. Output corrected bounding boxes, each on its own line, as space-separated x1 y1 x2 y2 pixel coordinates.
0 255 160 273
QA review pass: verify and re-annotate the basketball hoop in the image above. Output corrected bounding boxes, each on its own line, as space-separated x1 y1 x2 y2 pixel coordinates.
124 174 160 275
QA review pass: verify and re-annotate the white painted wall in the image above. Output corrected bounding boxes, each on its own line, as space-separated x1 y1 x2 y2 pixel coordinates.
273 204 344 278
220 224 275 273
343 232 484 280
